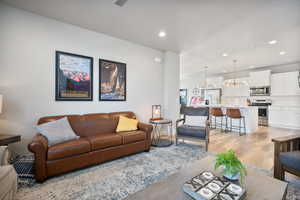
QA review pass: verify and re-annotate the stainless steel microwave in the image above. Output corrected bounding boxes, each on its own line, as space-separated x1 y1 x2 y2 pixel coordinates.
250 87 271 96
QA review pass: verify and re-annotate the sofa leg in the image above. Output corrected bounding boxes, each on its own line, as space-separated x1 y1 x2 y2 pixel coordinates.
175 138 178 146
144 149 150 152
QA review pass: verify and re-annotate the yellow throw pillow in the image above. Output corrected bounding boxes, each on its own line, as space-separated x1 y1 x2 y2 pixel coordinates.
116 116 138 132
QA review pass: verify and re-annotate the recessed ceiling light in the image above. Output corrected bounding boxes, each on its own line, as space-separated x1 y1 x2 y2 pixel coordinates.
222 53 228 57
154 57 162 63
268 40 278 45
249 65 255 69
158 31 166 38
279 51 286 55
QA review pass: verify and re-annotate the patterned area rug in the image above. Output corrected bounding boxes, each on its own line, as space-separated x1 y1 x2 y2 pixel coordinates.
14 143 300 200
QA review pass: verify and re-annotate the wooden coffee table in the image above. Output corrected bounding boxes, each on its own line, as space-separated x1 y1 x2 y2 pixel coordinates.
126 156 287 200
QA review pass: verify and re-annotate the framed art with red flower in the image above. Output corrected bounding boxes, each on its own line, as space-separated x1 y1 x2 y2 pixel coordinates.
55 51 93 101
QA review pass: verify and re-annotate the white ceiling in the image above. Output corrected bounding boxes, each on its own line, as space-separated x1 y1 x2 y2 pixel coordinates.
2 0 300 77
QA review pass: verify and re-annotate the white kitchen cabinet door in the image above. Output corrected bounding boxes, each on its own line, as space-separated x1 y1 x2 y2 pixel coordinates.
271 71 300 96
269 106 300 129
249 70 271 87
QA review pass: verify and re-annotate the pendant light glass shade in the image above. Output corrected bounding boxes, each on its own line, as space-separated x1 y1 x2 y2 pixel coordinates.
223 60 248 87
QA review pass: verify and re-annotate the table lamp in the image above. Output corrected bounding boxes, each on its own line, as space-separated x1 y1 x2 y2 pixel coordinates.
151 105 162 121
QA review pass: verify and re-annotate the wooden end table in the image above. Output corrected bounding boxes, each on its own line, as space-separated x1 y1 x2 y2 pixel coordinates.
126 156 287 200
0 134 21 146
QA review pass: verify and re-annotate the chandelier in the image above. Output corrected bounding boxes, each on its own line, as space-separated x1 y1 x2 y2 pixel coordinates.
223 60 248 87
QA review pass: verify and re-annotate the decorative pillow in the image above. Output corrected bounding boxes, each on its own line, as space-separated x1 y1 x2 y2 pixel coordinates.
36 117 79 146
185 115 207 127
116 116 138 132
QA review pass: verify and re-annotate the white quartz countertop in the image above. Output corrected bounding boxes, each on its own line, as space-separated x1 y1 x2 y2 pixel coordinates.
194 104 256 109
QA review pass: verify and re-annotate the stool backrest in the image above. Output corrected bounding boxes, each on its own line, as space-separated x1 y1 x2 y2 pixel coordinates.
226 108 242 118
210 107 224 117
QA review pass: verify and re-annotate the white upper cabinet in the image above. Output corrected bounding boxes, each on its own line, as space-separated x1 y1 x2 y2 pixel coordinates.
271 71 300 96
249 70 271 87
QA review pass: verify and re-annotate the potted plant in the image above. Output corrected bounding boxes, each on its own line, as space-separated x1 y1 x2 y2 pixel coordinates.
214 150 247 183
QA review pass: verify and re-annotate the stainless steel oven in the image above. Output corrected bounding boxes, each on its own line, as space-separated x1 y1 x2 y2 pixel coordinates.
257 106 268 126
249 99 271 126
250 87 271 96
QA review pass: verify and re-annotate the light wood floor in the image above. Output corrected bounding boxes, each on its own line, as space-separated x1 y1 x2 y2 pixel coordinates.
208 126 300 171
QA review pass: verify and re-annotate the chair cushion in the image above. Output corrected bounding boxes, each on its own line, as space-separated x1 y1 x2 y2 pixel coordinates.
87 134 122 150
177 125 206 139
279 151 300 171
118 131 146 144
47 138 91 161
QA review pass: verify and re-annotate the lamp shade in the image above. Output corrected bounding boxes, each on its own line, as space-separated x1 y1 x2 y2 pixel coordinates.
0 95 2 114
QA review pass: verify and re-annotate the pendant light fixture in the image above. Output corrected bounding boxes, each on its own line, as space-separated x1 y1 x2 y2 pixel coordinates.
199 66 208 89
223 60 248 87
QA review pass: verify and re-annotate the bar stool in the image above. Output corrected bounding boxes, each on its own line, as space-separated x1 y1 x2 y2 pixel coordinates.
210 107 226 132
225 108 246 136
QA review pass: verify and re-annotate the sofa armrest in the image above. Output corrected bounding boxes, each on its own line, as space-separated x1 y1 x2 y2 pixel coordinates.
138 122 153 140
272 134 300 179
176 118 185 128
272 134 300 144
28 134 48 182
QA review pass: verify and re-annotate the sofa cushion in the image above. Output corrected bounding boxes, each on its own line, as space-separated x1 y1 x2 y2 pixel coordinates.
118 131 146 144
177 125 206 139
87 134 122 150
279 151 300 171
47 138 91 161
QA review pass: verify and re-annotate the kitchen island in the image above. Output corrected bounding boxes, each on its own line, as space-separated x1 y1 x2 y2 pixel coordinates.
199 105 258 134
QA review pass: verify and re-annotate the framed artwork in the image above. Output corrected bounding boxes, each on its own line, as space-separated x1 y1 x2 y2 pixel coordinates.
55 51 93 101
99 59 126 101
180 89 188 105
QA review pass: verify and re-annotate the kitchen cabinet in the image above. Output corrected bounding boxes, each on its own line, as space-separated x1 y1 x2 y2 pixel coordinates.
249 70 271 87
269 106 300 129
271 71 300 96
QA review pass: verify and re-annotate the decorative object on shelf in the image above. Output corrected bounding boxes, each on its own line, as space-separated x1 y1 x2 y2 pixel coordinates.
151 105 162 120
55 51 93 101
182 171 246 200
215 150 247 183
223 60 248 87
179 89 188 105
0 94 2 114
99 59 126 101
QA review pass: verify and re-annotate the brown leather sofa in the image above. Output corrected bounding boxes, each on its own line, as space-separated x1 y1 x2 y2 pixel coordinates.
28 112 153 182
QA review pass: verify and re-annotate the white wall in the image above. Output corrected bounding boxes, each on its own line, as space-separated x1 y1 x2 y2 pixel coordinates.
163 51 180 123
0 3 165 153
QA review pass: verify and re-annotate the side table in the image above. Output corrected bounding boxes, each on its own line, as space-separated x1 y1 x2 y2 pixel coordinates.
0 134 21 163
0 134 21 146
149 119 173 147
